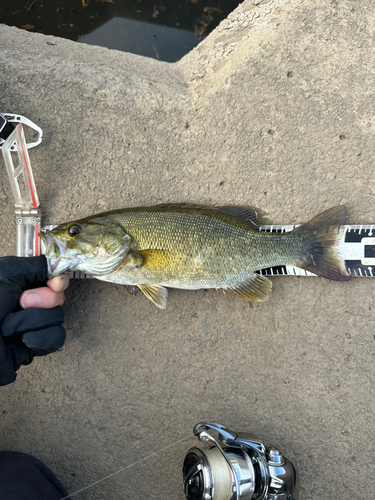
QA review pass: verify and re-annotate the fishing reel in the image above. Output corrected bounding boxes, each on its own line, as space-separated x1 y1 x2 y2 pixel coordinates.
182 422 299 500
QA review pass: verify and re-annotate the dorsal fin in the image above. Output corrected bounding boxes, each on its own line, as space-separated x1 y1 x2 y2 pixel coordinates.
153 203 271 226
216 206 271 226
154 203 210 210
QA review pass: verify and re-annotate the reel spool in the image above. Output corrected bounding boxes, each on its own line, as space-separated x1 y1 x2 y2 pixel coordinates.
182 422 299 500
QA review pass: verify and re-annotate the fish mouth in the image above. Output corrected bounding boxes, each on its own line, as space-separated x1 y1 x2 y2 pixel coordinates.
39 230 131 278
39 230 79 278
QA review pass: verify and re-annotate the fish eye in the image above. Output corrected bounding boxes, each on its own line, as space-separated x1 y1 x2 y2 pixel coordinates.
68 225 82 237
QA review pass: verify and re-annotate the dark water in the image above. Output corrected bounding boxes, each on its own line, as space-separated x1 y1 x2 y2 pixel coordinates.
1 0 241 62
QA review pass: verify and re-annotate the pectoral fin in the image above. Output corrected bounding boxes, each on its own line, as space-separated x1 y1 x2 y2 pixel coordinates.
138 284 168 309
222 274 271 302
123 251 144 269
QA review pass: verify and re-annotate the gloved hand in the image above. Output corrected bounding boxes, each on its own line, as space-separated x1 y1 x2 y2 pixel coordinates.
0 256 69 386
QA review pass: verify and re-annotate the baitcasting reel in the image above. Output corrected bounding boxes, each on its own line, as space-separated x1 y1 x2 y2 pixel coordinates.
182 422 299 500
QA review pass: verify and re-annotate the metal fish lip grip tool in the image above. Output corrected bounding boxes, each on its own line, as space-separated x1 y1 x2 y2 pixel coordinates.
0 113 43 257
182 422 300 500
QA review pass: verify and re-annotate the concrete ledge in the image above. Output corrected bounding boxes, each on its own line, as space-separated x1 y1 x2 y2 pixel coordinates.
0 1 374 498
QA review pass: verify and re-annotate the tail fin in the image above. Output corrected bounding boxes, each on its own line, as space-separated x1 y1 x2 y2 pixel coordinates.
293 206 351 281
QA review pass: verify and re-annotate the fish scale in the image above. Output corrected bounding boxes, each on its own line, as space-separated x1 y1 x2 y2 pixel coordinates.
41 204 350 308
92 209 301 289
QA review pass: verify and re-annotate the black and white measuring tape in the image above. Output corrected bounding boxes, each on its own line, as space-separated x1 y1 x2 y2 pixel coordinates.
258 224 375 278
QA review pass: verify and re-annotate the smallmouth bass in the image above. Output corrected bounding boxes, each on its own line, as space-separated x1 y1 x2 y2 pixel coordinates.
40 204 350 309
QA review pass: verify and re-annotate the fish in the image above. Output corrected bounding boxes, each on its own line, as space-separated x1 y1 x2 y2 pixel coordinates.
40 203 351 309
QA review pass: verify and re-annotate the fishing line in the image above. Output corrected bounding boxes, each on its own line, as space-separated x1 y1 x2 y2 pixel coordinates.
60 433 194 499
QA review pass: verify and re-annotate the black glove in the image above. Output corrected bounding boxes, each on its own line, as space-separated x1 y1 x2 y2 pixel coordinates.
0 256 66 386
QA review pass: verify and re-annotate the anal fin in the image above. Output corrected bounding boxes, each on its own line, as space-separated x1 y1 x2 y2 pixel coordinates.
138 284 168 309
222 274 271 302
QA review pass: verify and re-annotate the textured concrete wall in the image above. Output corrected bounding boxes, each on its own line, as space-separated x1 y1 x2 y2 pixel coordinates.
0 0 374 498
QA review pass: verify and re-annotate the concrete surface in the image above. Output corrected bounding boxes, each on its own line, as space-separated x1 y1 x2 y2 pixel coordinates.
0 0 374 498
